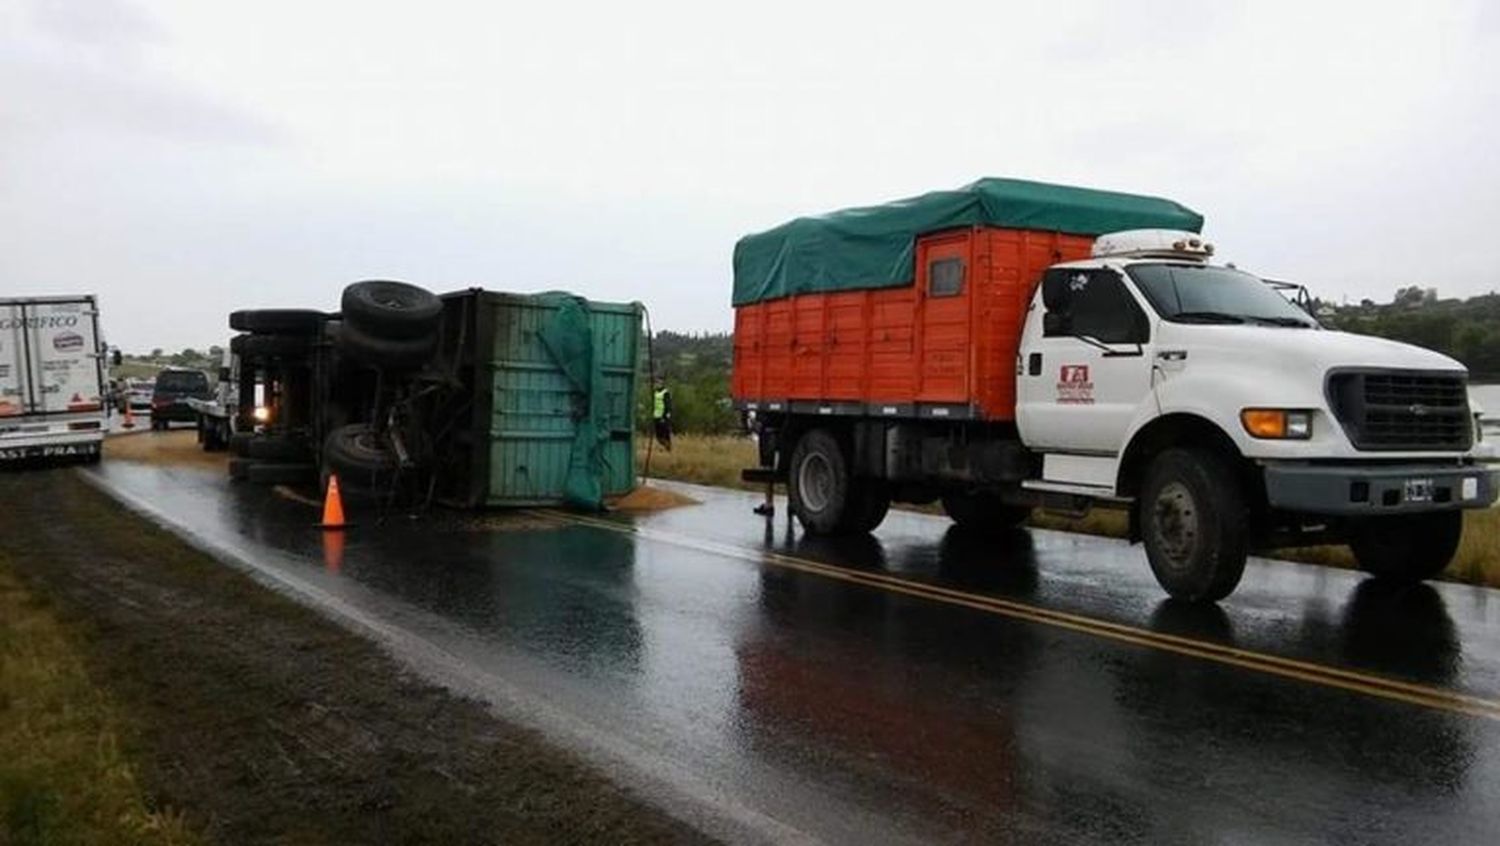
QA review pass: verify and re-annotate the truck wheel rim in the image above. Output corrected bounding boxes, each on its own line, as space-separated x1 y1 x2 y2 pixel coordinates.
1153 481 1198 563
798 453 834 512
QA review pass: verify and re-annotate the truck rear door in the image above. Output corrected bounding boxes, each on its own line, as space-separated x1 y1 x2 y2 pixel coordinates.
0 302 29 419
22 299 105 415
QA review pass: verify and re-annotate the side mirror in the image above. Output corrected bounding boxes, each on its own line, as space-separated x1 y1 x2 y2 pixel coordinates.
1128 310 1150 344
1043 311 1071 336
111 349 123 367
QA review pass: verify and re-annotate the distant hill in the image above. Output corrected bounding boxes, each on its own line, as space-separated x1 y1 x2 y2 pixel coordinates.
1319 286 1500 380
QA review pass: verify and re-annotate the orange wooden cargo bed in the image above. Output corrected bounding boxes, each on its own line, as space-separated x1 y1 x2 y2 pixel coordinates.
732 227 1095 422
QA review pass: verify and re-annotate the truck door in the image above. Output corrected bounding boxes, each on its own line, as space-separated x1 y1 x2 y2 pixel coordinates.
1017 268 1154 455
23 300 104 415
0 303 29 419
916 233 971 403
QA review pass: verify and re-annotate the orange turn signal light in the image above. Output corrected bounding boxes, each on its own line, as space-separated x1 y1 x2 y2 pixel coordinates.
1241 409 1287 438
1241 408 1313 439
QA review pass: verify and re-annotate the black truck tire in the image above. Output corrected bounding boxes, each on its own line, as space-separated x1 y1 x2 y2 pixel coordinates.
941 492 1031 531
840 483 892 534
229 309 325 335
788 429 852 535
200 419 228 451
245 435 310 462
1350 511 1461 583
323 423 399 489
230 332 311 359
341 280 442 340
336 321 438 371
245 462 317 485
1140 448 1249 603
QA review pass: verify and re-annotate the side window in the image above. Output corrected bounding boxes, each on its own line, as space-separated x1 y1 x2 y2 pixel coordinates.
1042 269 1147 344
929 258 964 298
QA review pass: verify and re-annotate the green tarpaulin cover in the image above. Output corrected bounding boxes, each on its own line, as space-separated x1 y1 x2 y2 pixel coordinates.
536 294 609 512
732 177 1203 306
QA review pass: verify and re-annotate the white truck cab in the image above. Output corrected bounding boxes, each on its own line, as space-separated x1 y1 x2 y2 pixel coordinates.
1016 230 1496 600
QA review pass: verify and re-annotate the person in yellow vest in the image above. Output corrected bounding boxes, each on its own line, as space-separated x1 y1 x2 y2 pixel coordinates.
652 379 673 452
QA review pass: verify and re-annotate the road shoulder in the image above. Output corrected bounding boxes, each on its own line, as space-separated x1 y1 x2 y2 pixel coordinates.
0 469 706 844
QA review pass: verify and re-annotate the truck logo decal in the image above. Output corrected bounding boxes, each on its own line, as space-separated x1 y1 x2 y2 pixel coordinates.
0 315 78 330
53 331 84 352
1409 404 1429 417
1057 364 1094 405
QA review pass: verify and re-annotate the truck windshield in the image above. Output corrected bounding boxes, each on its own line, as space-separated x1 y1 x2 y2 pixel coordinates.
1127 264 1318 328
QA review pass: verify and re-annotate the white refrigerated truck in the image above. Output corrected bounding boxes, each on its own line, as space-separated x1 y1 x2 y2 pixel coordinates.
0 295 110 464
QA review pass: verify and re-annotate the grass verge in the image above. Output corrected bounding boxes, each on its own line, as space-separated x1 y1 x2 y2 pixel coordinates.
0 470 706 844
638 433 1500 588
0 565 197 845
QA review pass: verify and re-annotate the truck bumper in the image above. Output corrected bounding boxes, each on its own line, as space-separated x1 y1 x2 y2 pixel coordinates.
0 432 103 463
1262 462 1499 515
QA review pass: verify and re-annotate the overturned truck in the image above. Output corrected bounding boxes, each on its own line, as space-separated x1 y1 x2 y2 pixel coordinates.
224 282 643 510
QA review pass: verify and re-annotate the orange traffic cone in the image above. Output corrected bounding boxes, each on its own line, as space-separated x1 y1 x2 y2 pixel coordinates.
318 474 347 529
322 529 345 574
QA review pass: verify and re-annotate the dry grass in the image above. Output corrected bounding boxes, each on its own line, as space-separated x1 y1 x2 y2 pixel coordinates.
644 434 1500 588
0 565 198 845
638 433 761 491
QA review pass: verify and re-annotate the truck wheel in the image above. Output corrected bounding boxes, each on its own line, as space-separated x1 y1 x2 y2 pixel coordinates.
840 483 891 534
230 333 311 359
788 429 852 535
229 309 325 335
336 321 438 371
1350 511 1461 583
941 492 1031 531
1140 448 1248 603
323 423 399 489
341 280 442 340
200 421 222 451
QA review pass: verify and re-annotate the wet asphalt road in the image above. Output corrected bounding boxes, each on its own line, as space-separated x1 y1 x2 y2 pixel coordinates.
84 459 1500 844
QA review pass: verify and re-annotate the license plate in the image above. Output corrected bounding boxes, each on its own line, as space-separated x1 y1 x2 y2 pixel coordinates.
1404 477 1434 503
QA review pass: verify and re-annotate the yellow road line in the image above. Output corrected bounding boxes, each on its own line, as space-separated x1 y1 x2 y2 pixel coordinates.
531 509 1500 722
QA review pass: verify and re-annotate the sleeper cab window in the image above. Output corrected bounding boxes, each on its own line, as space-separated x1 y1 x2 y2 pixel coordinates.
929 258 965 297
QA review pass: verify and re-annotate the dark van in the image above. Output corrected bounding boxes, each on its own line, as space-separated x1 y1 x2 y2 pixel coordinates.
151 368 212 430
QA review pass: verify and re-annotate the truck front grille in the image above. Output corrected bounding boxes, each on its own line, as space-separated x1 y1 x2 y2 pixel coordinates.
1326 370 1471 451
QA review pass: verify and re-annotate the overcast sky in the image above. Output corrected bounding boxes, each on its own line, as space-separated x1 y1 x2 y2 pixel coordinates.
3 0 1497 352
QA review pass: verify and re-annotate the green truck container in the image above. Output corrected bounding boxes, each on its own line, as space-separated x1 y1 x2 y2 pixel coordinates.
432 289 643 508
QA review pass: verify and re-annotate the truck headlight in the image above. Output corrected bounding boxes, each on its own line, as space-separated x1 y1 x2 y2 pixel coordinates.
253 405 272 423
1241 408 1313 439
